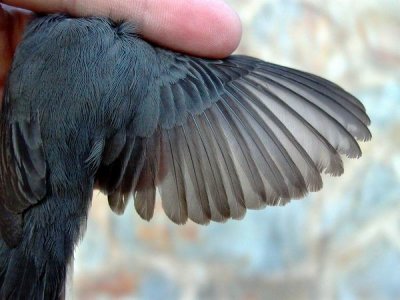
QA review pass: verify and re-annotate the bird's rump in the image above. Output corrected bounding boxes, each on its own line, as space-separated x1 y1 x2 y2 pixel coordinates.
96 48 371 225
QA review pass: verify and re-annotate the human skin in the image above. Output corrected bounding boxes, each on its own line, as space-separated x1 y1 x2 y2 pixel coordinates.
0 0 242 99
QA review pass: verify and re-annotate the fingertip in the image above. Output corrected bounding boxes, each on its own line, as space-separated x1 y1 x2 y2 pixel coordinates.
209 2 242 58
145 0 242 58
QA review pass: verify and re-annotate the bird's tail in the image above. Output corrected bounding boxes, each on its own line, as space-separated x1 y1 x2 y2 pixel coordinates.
0 242 66 299
0 193 90 300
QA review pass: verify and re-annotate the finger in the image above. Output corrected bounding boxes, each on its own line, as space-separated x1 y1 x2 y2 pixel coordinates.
3 0 242 58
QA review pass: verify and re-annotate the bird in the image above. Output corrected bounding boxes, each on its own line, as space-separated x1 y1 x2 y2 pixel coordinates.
0 14 371 299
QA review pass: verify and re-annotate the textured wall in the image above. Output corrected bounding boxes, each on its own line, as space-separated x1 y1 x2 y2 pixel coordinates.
74 0 400 299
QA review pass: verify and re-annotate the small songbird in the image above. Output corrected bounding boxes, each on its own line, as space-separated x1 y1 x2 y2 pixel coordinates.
0 14 371 299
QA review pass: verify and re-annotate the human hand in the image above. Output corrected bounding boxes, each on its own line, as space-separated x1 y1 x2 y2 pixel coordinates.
0 0 242 98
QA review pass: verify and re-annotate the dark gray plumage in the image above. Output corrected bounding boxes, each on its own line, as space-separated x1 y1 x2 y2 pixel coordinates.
0 14 371 299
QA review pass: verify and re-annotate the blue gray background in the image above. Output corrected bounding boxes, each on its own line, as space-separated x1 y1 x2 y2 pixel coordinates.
73 0 400 299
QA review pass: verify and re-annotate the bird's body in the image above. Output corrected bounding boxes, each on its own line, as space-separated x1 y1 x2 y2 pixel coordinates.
0 15 370 299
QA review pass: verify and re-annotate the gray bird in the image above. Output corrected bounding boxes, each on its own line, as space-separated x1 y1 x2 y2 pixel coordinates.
0 14 371 299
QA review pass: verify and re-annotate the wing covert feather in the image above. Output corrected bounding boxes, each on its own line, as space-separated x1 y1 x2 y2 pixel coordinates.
0 93 47 246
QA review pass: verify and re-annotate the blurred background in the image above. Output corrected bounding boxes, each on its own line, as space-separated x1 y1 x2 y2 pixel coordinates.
73 0 400 299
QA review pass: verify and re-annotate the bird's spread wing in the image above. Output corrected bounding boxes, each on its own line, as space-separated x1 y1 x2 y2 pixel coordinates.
96 50 371 225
